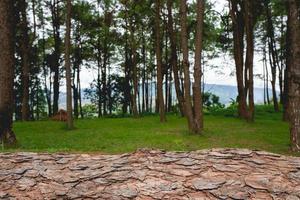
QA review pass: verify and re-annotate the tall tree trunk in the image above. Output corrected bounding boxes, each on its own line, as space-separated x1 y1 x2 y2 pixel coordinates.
245 0 255 121
265 56 271 104
229 0 249 120
78 78 84 119
97 47 102 118
51 0 61 115
19 0 30 121
192 0 204 133
155 0 166 122
64 0 73 129
265 1 279 112
180 0 194 131
129 19 138 118
167 0 185 116
168 68 172 112
288 0 300 152
283 6 291 121
142 33 146 113
0 0 17 145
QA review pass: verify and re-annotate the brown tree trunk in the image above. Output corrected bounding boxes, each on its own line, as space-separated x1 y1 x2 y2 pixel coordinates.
288 0 300 152
65 0 73 129
0 0 17 145
229 0 249 120
155 0 166 122
245 0 255 121
142 35 146 113
50 0 61 115
180 0 194 131
19 0 30 121
192 0 204 133
283 6 291 121
265 1 279 112
167 0 185 117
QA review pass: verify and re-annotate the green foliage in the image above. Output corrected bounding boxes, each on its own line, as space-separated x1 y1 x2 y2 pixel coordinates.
81 104 98 118
202 92 224 109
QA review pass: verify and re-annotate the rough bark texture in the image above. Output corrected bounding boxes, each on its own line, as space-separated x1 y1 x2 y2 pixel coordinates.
65 0 73 129
265 2 280 112
245 0 255 121
193 0 204 133
229 0 249 120
167 0 185 117
180 0 194 131
0 0 17 145
1 149 300 199
50 0 61 115
284 6 292 121
19 0 30 121
129 12 138 118
288 0 300 152
155 0 166 122
229 0 256 121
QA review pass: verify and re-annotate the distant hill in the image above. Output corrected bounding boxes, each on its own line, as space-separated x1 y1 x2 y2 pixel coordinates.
203 84 275 105
58 84 275 108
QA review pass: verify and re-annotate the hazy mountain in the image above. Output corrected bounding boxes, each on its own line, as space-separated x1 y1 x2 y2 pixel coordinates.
58 84 275 108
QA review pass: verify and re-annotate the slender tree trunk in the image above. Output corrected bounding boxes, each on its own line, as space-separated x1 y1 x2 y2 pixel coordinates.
192 0 205 133
72 67 78 119
102 53 107 116
245 0 255 121
20 0 30 121
229 0 248 120
180 0 194 131
142 34 146 113
263 58 266 105
97 47 102 118
155 0 166 122
283 6 291 121
288 0 300 152
265 1 279 112
0 0 17 145
168 68 172 112
65 0 73 129
51 0 61 115
129 19 138 118
265 57 270 104
145 70 149 112
164 23 169 113
167 0 185 116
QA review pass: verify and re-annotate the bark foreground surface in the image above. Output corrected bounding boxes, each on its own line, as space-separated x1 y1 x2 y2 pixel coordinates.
0 148 300 199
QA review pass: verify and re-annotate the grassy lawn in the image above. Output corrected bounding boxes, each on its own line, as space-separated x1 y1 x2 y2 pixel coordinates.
2 109 299 156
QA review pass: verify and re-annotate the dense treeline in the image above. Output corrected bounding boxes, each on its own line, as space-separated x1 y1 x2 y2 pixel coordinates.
0 0 299 152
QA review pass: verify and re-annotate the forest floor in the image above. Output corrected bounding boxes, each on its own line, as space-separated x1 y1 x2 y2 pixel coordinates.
0 148 300 199
3 110 299 156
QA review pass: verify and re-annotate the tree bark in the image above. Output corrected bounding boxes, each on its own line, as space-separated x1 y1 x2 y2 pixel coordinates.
167 0 185 117
129 14 138 118
283 5 291 121
288 0 300 152
19 0 30 121
180 0 194 131
155 0 166 122
0 0 17 145
229 0 249 120
245 0 255 121
192 0 205 133
265 1 279 112
65 0 73 129
50 0 61 115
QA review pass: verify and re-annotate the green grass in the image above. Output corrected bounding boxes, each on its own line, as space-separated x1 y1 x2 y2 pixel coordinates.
2 109 299 156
